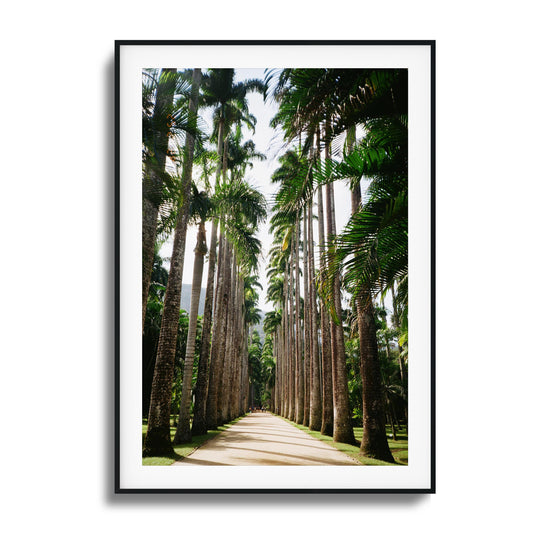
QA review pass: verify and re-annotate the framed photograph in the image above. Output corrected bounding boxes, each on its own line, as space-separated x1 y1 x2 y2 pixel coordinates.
115 40 435 493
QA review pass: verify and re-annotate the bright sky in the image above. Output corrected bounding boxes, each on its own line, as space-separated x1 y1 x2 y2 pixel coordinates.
160 68 355 315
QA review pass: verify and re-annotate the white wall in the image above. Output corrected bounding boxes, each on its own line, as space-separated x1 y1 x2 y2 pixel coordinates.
1 1 532 531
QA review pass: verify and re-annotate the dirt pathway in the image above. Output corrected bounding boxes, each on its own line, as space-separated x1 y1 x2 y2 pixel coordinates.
173 412 361 466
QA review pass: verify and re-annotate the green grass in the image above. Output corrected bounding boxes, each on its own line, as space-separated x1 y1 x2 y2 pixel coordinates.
141 414 407 466
282 418 408 466
142 417 243 466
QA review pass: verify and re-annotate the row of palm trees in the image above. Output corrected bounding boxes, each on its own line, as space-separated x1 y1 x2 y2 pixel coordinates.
140 67 408 463
141 68 267 457
262 69 408 462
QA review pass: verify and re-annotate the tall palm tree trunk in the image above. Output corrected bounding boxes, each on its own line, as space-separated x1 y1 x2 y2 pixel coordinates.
232 275 244 417
230 275 242 418
228 267 238 420
276 323 282 414
276 330 281 414
142 197 160 330
143 68 201 457
215 237 232 424
204 132 229 430
220 248 236 423
205 229 226 429
288 237 295 421
280 277 286 415
351 178 394 461
302 205 311 426
325 179 356 445
174 222 207 443
191 119 226 435
241 325 250 413
318 183 333 436
358 290 394 461
142 68 176 331
308 195 322 431
283 261 290 418
190 220 217 435
294 222 304 424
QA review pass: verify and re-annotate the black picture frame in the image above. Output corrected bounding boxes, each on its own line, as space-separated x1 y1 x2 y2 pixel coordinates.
115 40 435 494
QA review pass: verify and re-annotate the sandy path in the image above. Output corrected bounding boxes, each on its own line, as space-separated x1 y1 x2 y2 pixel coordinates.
173 412 361 466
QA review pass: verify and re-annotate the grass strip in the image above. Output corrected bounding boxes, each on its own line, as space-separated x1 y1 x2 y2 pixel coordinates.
280 416 408 466
142 416 244 466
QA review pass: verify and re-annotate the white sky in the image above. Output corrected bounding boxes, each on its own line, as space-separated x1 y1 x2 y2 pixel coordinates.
160 68 357 315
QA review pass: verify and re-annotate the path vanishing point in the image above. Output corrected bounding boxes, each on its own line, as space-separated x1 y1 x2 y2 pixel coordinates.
173 412 361 466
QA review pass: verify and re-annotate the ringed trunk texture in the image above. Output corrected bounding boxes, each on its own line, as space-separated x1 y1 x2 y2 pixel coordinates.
326 180 356 445
282 261 289 416
282 262 289 419
191 220 218 436
294 222 304 425
142 197 159 331
228 267 238 420
236 277 246 416
191 119 225 435
318 184 333 436
275 331 281 414
205 229 226 429
220 248 236 423
143 68 201 457
215 237 232 424
231 275 244 418
204 131 228 429
302 205 311 427
242 327 250 413
142 68 176 331
174 222 207 443
351 175 394 461
358 292 395 462
308 196 322 431
288 237 295 421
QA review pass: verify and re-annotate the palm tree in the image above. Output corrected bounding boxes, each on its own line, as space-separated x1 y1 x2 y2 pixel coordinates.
142 68 176 330
269 147 315 426
141 69 200 330
307 189 323 431
219 245 237 423
323 120 355 445
265 232 287 415
222 133 265 421
270 68 408 452
263 309 281 412
269 71 354 438
314 69 407 460
343 170 404 461
317 179 333 436
302 204 311 425
261 335 276 410
266 213 293 419
173 188 210 443
203 177 266 427
241 273 262 411
293 220 304 424
277 72 354 443
196 69 265 430
205 228 227 429
142 242 168 416
143 68 202 458
190 151 218 437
